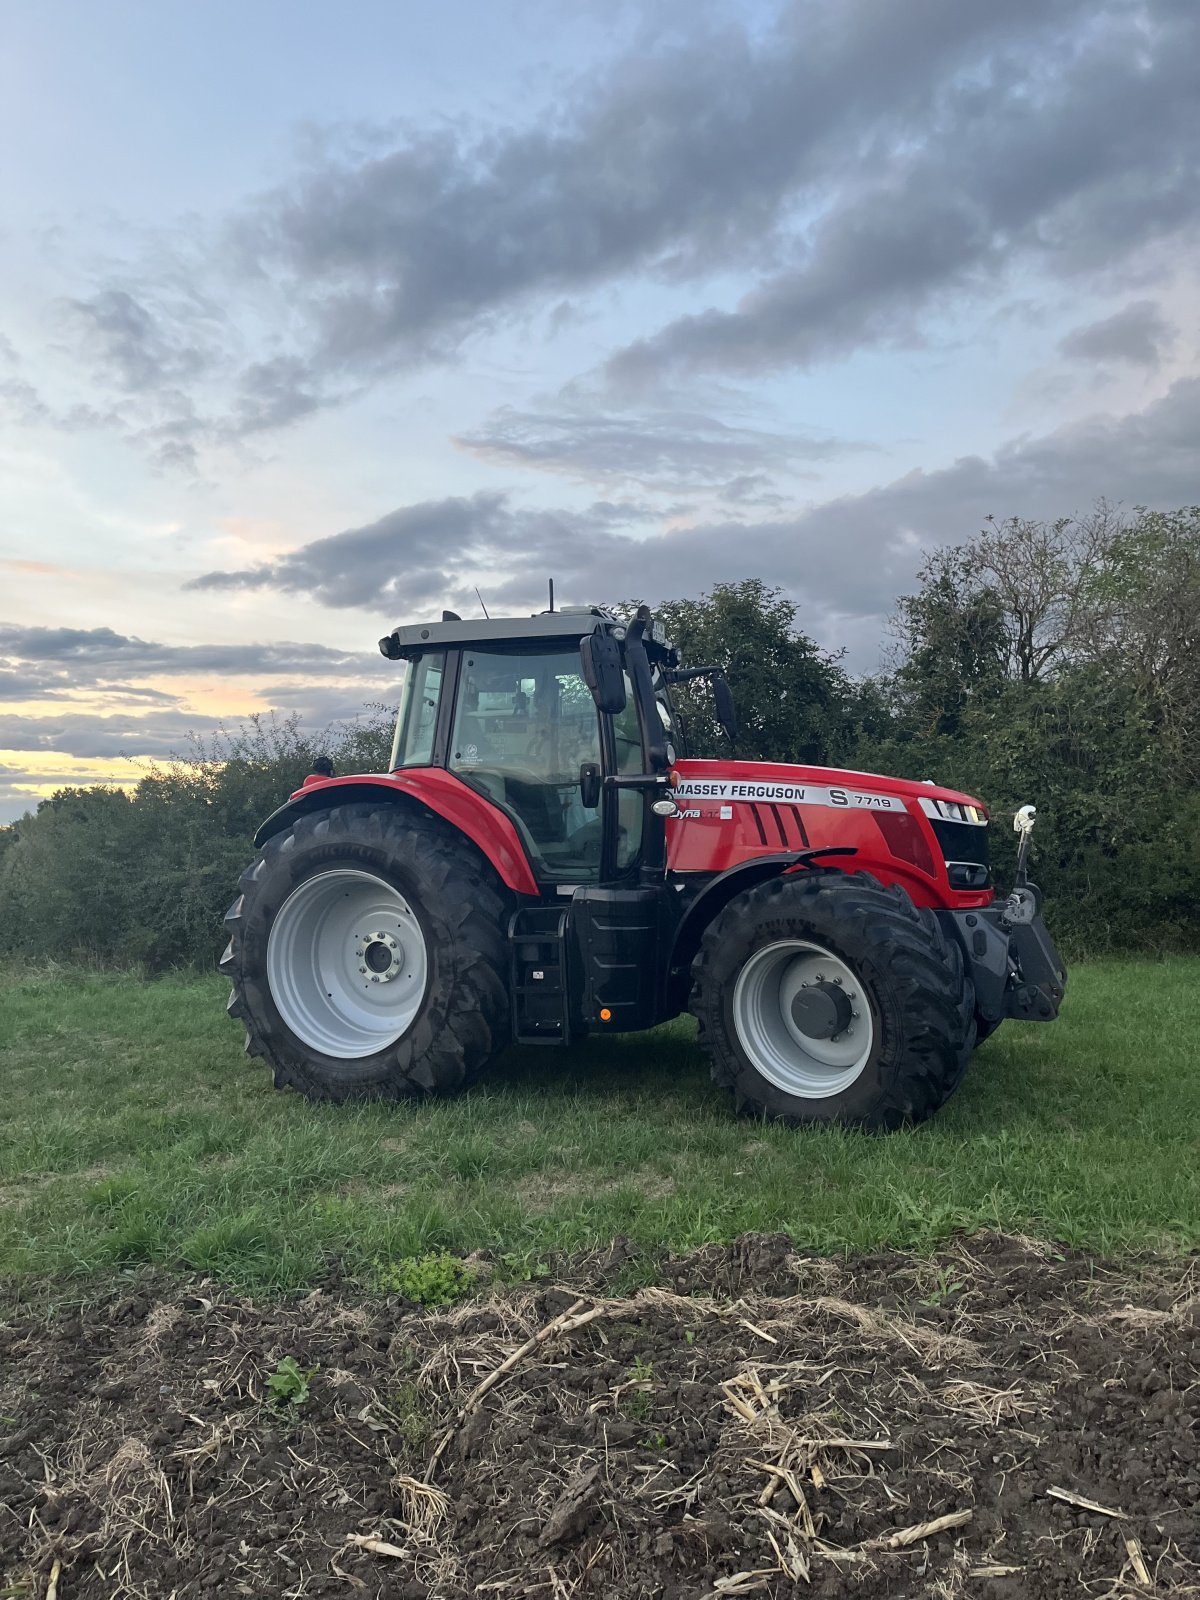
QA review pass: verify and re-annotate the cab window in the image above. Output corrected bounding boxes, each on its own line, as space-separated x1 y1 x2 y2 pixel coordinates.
391 653 444 768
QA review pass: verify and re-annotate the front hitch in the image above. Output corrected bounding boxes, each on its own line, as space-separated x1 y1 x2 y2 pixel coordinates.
940 802 1068 1026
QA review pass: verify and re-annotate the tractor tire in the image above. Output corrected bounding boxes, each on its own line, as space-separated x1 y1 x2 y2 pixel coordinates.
691 870 975 1131
221 803 511 1103
974 1016 1004 1046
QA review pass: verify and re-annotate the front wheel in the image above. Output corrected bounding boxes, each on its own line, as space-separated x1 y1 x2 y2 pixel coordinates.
691 871 974 1131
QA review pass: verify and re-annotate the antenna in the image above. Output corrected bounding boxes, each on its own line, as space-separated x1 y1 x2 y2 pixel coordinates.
475 586 490 620
548 578 555 612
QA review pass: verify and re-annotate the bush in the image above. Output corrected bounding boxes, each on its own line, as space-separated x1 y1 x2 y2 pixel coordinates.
0 709 393 971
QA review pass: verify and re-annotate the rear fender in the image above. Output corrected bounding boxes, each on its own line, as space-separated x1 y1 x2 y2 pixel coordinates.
664 849 855 1013
252 771 540 897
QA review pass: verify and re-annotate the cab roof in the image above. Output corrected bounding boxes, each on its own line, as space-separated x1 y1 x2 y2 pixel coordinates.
379 607 617 661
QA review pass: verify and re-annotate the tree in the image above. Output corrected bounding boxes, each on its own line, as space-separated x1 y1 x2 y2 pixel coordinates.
889 503 1127 725
648 580 856 764
1078 506 1200 782
889 546 1009 735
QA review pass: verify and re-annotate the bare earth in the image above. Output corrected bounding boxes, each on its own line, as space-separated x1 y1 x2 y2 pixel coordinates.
1 1234 1197 1598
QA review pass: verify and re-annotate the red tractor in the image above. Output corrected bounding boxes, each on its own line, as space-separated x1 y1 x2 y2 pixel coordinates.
222 605 1066 1129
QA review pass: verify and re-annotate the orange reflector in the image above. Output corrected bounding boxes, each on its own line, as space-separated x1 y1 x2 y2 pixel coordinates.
599 1007 613 1022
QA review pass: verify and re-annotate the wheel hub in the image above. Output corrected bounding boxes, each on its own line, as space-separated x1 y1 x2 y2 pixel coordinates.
789 979 853 1041
731 940 873 1100
359 930 401 982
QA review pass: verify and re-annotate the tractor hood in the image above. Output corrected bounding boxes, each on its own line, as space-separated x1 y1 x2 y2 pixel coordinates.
671 759 987 817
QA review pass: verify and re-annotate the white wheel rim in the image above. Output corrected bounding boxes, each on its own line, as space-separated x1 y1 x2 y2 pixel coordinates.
266 869 429 1059
732 940 874 1099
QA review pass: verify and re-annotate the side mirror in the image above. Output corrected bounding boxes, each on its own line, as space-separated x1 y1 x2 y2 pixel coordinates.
580 631 627 715
579 761 602 810
714 675 738 741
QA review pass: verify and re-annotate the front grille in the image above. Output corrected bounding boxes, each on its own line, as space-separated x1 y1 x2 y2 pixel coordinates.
931 818 990 869
931 818 991 888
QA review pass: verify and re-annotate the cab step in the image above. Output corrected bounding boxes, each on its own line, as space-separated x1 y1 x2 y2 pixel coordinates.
508 906 573 1045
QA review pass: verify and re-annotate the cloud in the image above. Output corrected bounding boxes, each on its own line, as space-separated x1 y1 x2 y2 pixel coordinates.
0 623 382 683
232 356 324 434
0 334 50 424
0 622 397 786
229 2 1007 375
189 376 1200 663
61 288 209 395
186 491 593 609
48 0 1190 449
0 668 180 705
455 407 856 493
604 3 1200 385
0 709 230 760
1059 300 1174 367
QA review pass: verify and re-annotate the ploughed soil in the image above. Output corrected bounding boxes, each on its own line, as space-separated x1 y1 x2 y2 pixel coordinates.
1 1234 1197 1600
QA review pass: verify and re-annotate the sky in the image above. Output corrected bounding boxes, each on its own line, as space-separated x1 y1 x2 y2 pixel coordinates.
1 0 1197 820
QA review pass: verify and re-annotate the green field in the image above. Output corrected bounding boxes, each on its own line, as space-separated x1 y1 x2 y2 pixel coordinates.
1 959 1197 1288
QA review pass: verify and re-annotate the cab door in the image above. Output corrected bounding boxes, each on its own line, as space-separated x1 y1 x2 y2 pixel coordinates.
447 645 606 885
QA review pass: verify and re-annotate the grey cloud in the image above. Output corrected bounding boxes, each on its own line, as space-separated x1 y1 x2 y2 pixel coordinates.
454 408 853 492
1059 301 1174 367
0 691 389 773
257 684 399 725
606 3 1200 385
48 0 1086 451
28 0 1198 457
189 377 1200 668
718 474 789 510
190 492 532 609
233 356 323 434
0 668 180 704
231 0 1073 381
0 334 49 424
62 289 208 394
0 709 230 760
0 623 381 682
0 621 397 781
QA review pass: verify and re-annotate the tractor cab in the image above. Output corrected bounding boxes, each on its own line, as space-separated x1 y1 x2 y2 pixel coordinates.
380 605 714 891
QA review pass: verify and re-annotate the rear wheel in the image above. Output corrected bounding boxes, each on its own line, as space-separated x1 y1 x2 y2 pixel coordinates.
221 804 511 1102
691 871 974 1130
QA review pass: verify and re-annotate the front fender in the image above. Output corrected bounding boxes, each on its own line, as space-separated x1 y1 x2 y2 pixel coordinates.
253 770 540 897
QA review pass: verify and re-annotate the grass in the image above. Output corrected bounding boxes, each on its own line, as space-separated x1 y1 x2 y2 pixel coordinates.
0 959 1197 1289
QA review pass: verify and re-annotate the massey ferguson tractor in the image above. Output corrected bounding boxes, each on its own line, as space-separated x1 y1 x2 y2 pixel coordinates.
222 605 1066 1130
